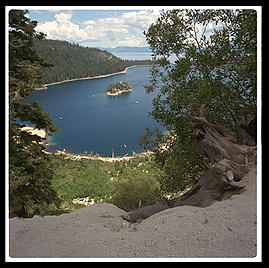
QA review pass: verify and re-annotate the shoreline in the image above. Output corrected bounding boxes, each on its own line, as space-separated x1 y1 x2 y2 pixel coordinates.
106 88 133 96
20 126 153 162
36 65 140 90
45 149 154 162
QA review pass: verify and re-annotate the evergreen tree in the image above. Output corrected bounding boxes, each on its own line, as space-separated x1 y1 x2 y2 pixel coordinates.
9 10 60 217
143 9 257 195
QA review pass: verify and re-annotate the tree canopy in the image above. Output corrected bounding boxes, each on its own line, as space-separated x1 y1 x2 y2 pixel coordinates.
106 81 133 95
9 9 60 217
142 9 257 195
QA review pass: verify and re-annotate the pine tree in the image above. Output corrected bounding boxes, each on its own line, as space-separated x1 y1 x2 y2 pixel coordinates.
9 9 60 217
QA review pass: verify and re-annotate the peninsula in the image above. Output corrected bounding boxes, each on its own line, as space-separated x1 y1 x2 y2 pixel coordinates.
106 81 133 96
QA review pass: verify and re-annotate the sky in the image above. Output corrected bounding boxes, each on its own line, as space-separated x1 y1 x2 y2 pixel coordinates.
27 7 165 48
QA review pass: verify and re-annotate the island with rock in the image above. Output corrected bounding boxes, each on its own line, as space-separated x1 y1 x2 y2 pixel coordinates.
106 81 133 96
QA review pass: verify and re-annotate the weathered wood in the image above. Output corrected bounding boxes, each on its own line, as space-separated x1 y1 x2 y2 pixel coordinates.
122 115 250 223
192 116 246 165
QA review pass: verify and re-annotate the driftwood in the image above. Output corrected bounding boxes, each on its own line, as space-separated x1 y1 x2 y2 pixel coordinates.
122 113 250 223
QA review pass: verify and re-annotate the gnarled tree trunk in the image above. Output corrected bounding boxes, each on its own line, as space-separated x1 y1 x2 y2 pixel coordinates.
122 116 251 223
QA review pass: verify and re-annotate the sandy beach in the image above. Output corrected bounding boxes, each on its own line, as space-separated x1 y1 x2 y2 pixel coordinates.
8 147 259 259
52 150 153 162
20 126 46 139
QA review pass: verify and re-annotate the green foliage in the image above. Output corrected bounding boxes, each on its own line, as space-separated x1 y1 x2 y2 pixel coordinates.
145 9 256 131
109 176 160 212
143 9 257 195
108 157 161 211
106 81 132 94
33 39 153 84
48 155 161 213
139 127 163 151
9 10 60 217
50 156 113 206
156 139 209 195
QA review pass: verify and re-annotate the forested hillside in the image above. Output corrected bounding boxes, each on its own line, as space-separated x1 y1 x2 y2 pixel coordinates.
34 39 153 84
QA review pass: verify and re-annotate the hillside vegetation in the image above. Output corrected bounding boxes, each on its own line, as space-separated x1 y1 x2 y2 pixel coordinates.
34 39 153 84
47 154 162 215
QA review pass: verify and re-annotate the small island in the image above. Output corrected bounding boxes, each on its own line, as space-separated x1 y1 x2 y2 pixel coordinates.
106 81 133 96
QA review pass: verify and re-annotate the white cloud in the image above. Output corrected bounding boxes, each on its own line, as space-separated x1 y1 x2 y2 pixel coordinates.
117 35 144 47
35 10 160 47
36 12 88 42
83 16 128 41
54 13 72 24
120 10 160 31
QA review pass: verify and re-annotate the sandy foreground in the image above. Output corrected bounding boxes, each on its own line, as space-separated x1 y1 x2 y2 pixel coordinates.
9 163 258 259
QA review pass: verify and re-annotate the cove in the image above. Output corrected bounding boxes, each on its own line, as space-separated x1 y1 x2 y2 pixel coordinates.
27 65 163 157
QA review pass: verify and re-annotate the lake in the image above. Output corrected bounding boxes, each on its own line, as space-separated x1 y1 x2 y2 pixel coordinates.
113 52 152 60
114 52 176 63
27 65 163 157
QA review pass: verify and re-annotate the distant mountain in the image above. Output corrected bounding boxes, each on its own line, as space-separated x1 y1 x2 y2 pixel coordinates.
99 46 152 53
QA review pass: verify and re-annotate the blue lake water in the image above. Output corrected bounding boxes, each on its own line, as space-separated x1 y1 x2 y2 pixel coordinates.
27 65 163 157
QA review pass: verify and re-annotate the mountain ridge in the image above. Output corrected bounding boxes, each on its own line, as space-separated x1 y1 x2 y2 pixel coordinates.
34 39 153 84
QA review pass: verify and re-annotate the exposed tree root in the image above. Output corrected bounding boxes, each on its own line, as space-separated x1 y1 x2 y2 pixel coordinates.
122 115 252 223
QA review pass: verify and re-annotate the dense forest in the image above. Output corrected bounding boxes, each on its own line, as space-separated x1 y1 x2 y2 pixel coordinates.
34 39 153 84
